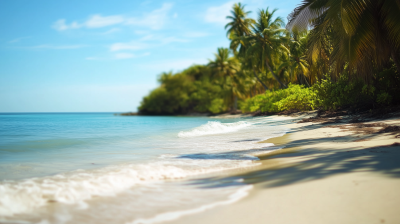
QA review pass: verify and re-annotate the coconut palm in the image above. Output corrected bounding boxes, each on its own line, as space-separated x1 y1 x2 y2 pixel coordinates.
277 30 311 86
208 48 241 111
246 8 289 89
225 3 271 91
287 0 400 81
225 3 255 54
225 3 255 37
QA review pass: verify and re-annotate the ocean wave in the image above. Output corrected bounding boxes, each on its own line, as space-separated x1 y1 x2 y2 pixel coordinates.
0 117 288 222
0 156 257 217
178 121 251 138
128 185 253 224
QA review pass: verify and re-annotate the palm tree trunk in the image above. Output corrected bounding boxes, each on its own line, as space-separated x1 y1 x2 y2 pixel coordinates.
392 50 400 73
265 60 287 89
233 95 238 112
252 69 269 90
302 74 311 87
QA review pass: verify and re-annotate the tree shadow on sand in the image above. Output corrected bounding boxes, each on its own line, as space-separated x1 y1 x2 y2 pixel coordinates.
182 129 400 190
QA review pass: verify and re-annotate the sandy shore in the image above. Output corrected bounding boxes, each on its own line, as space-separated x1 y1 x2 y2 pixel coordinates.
166 114 400 224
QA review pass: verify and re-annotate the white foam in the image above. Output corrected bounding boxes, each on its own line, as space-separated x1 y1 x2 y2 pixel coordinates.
0 157 258 217
129 185 253 224
178 121 251 137
0 116 289 222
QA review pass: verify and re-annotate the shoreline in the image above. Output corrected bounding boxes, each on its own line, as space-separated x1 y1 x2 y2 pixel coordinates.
2 113 399 224
165 114 400 224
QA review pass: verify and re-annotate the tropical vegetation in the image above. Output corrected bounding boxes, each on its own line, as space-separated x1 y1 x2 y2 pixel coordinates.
138 1 400 115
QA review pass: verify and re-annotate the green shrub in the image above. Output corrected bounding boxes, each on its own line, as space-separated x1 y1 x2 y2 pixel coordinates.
276 84 316 111
241 84 315 113
373 63 399 106
376 92 392 105
312 74 368 110
241 89 286 113
207 98 226 114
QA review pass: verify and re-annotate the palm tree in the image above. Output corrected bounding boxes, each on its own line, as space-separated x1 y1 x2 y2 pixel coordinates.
246 8 289 89
208 48 241 111
287 0 400 81
225 3 255 54
277 30 311 86
225 3 271 91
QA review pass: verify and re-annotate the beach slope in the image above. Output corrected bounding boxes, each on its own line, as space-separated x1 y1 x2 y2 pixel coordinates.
167 115 400 224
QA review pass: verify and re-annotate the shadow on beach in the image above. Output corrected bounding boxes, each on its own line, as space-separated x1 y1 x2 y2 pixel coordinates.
183 122 400 190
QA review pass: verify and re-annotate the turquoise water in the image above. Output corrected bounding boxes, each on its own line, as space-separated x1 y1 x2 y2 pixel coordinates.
0 113 222 179
0 113 289 224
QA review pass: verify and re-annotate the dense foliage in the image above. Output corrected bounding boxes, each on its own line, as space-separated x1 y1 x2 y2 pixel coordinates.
138 65 229 115
138 1 399 115
242 66 400 114
241 84 315 113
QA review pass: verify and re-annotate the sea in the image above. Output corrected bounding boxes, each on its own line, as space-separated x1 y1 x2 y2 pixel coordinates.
0 113 290 224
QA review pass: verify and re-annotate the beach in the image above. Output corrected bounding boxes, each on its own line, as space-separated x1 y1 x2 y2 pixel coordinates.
166 113 400 224
0 113 287 223
1 113 400 224
2 0 400 223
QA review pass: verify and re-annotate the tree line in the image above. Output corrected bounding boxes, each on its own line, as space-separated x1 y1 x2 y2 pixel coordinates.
138 1 400 115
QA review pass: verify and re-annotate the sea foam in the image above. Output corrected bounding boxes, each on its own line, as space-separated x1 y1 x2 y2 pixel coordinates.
178 121 251 137
0 116 288 224
0 155 257 217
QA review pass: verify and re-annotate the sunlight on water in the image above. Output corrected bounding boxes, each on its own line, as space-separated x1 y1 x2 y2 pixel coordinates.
0 113 289 224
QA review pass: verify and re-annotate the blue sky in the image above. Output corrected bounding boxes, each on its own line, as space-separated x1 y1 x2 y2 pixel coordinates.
0 0 300 112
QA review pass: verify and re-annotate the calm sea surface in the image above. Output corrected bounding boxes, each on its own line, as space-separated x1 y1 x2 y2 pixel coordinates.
0 113 289 224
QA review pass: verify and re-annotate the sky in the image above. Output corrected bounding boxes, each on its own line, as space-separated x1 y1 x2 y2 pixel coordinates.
0 0 301 112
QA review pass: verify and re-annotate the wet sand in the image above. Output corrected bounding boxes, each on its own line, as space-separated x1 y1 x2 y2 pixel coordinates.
166 115 400 224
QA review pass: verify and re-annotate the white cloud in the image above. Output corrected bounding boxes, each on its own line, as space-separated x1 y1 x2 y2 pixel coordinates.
85 15 124 28
101 28 121 35
52 19 81 31
52 19 69 31
31 44 86 49
52 15 123 31
52 3 173 31
115 53 135 59
138 35 187 44
205 2 234 24
110 41 148 51
125 3 173 30
86 52 150 60
110 35 187 52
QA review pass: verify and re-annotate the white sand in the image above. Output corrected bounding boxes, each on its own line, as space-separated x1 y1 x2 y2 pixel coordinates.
165 115 400 224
